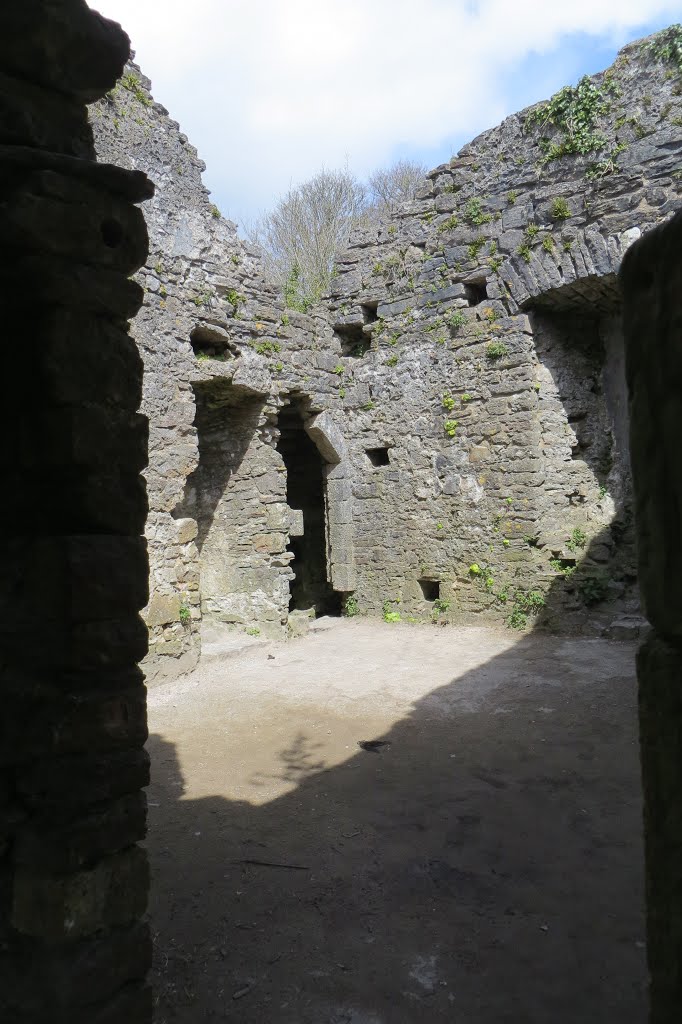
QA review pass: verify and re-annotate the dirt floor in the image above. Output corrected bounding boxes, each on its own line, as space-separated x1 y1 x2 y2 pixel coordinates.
146 619 647 1023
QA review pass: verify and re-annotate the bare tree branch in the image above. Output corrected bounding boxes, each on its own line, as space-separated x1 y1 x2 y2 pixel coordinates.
246 159 427 310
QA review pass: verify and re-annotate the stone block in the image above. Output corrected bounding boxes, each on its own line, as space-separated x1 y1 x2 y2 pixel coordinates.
253 532 286 554
14 791 147 873
2 922 150 1018
11 846 149 941
2 0 132 102
5 255 145 319
325 476 352 502
330 563 357 592
468 443 491 464
0 182 148 274
36 309 144 408
287 609 311 638
2 536 149 626
17 748 150 816
305 410 346 463
144 591 181 628
0 468 148 537
0 683 148 762
0 69 91 155
637 631 682 1019
288 508 304 537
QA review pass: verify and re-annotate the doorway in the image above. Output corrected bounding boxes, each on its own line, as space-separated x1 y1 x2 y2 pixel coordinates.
276 400 339 615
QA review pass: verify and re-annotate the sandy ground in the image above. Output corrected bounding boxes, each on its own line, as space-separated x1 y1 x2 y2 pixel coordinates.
146 619 646 1023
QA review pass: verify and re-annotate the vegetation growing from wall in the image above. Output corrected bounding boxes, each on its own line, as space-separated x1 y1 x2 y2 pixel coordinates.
523 71 627 176
645 23 682 73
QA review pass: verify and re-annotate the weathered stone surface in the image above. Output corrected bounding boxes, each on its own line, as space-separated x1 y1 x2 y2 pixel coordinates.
0 1 131 102
1 6 152 1019
85 32 682 677
621 210 682 1024
17 749 150 815
636 633 682 1023
3 923 151 1017
11 846 149 941
621 210 682 639
145 592 181 628
14 791 147 873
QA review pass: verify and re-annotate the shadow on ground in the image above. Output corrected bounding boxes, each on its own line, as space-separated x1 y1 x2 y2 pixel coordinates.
146 620 646 1024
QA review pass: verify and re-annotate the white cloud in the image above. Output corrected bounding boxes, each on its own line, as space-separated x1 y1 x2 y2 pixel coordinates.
91 0 681 223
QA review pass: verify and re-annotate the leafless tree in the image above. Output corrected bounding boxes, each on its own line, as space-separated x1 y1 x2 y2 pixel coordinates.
367 158 427 216
246 159 428 310
247 168 368 311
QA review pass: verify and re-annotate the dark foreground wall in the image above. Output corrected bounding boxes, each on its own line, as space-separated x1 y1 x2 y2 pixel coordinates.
0 3 153 1021
621 209 682 1022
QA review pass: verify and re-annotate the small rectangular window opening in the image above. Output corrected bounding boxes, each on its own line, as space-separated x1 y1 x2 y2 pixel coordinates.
418 579 440 601
366 447 390 467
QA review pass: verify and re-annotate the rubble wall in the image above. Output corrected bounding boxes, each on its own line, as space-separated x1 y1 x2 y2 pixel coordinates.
91 32 682 679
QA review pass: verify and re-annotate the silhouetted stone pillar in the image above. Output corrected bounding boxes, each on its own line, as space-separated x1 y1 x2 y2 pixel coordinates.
0 2 153 1021
621 209 682 1024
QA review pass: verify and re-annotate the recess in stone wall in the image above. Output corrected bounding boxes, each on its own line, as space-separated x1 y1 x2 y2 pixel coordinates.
333 301 378 357
527 273 637 627
418 578 440 601
464 277 488 306
277 399 341 615
190 324 239 361
365 446 390 467
173 379 284 631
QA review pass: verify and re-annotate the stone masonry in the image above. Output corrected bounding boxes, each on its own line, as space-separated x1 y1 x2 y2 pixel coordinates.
91 30 682 683
1 2 153 1022
621 209 682 1024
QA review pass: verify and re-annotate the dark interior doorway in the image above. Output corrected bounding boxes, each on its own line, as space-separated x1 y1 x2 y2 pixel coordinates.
277 401 339 615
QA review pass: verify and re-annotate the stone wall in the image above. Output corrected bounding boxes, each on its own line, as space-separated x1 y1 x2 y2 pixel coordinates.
621 209 682 1024
326 31 681 634
1 2 152 1021
90 68 346 675
91 31 682 683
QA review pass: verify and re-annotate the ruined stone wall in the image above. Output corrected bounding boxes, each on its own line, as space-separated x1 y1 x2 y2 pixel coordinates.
1 3 152 1021
90 68 349 672
327 32 681 634
91 32 682 682
621 209 682 1024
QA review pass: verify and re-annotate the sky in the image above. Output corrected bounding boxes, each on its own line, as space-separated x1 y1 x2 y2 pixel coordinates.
91 1 682 229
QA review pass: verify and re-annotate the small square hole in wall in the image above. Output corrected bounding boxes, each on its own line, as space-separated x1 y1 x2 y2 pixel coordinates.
334 322 371 358
361 301 379 325
465 280 488 306
418 578 440 601
366 447 390 467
